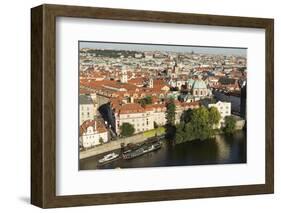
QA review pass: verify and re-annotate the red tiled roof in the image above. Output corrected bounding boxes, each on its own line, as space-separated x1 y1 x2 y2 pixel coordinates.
118 103 145 114
144 104 166 112
80 119 107 136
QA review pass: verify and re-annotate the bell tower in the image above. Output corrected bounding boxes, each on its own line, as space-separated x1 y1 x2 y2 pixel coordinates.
149 78 153 88
121 66 128 83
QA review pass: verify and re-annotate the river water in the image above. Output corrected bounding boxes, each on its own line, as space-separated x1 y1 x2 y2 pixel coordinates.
79 130 246 170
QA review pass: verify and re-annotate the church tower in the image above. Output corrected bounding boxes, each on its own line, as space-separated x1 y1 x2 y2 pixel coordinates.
149 78 154 88
121 66 128 83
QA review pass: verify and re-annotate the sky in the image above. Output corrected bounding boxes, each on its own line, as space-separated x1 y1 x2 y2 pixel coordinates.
79 41 247 57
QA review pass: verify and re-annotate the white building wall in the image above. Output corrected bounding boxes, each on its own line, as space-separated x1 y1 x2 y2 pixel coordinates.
153 111 166 126
81 126 109 148
116 110 160 135
208 101 231 128
80 104 95 125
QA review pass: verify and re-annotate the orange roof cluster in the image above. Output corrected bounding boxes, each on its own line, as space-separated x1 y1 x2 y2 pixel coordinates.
80 88 92 94
128 77 146 86
180 101 200 109
119 103 145 114
80 119 107 136
144 104 166 112
80 78 169 101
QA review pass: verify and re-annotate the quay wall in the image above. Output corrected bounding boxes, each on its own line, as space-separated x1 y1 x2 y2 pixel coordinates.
80 134 146 160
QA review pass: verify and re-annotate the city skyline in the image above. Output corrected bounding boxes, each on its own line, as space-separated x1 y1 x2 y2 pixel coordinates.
79 41 247 57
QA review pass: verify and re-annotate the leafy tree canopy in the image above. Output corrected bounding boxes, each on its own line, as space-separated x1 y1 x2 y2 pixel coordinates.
166 99 176 126
120 123 135 137
208 106 221 127
139 96 152 106
223 116 236 134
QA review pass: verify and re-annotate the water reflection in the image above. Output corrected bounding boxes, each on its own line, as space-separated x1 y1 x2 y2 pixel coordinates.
215 134 231 161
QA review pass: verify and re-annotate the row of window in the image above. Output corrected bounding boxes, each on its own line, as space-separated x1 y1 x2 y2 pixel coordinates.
81 106 91 110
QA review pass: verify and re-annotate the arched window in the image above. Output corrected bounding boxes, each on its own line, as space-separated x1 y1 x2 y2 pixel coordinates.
200 90 203 95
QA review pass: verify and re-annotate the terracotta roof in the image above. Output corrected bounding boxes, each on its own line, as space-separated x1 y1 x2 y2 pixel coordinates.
144 104 166 112
80 119 107 136
128 77 145 86
80 88 92 94
118 103 145 114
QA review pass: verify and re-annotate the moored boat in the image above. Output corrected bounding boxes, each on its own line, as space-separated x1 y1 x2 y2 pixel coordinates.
98 152 119 164
122 142 162 160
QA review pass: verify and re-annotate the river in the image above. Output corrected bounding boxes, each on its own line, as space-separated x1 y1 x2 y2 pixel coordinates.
79 130 246 170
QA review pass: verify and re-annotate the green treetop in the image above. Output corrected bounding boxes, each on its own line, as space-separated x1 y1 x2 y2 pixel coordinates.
223 116 236 134
120 123 135 137
208 106 221 128
165 99 176 126
139 96 152 106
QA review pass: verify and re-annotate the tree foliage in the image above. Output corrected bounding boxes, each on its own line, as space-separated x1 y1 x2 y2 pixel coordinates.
175 106 222 144
139 96 152 106
165 99 176 126
223 116 236 134
180 109 192 123
208 106 221 128
190 107 212 140
120 123 135 137
99 137 104 144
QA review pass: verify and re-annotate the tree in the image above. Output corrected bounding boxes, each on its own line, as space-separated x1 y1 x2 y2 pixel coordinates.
180 109 192 123
153 121 158 129
139 96 152 106
184 122 196 141
99 137 104 144
175 122 185 144
166 99 176 126
120 123 135 137
208 107 221 128
223 116 236 134
175 133 184 144
189 107 212 141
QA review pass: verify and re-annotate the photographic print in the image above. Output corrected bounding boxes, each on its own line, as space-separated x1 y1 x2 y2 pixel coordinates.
79 41 247 170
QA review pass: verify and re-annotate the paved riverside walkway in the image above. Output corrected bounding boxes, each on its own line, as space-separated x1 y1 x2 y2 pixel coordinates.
80 134 146 160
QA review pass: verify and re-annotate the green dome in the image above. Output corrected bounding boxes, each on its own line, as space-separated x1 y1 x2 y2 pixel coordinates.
192 80 207 89
187 79 195 87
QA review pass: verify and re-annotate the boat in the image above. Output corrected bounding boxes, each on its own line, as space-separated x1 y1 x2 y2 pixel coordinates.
98 152 119 164
122 142 162 160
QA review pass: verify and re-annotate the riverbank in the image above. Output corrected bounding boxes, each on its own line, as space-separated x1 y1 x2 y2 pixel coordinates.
80 127 165 160
80 130 247 170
